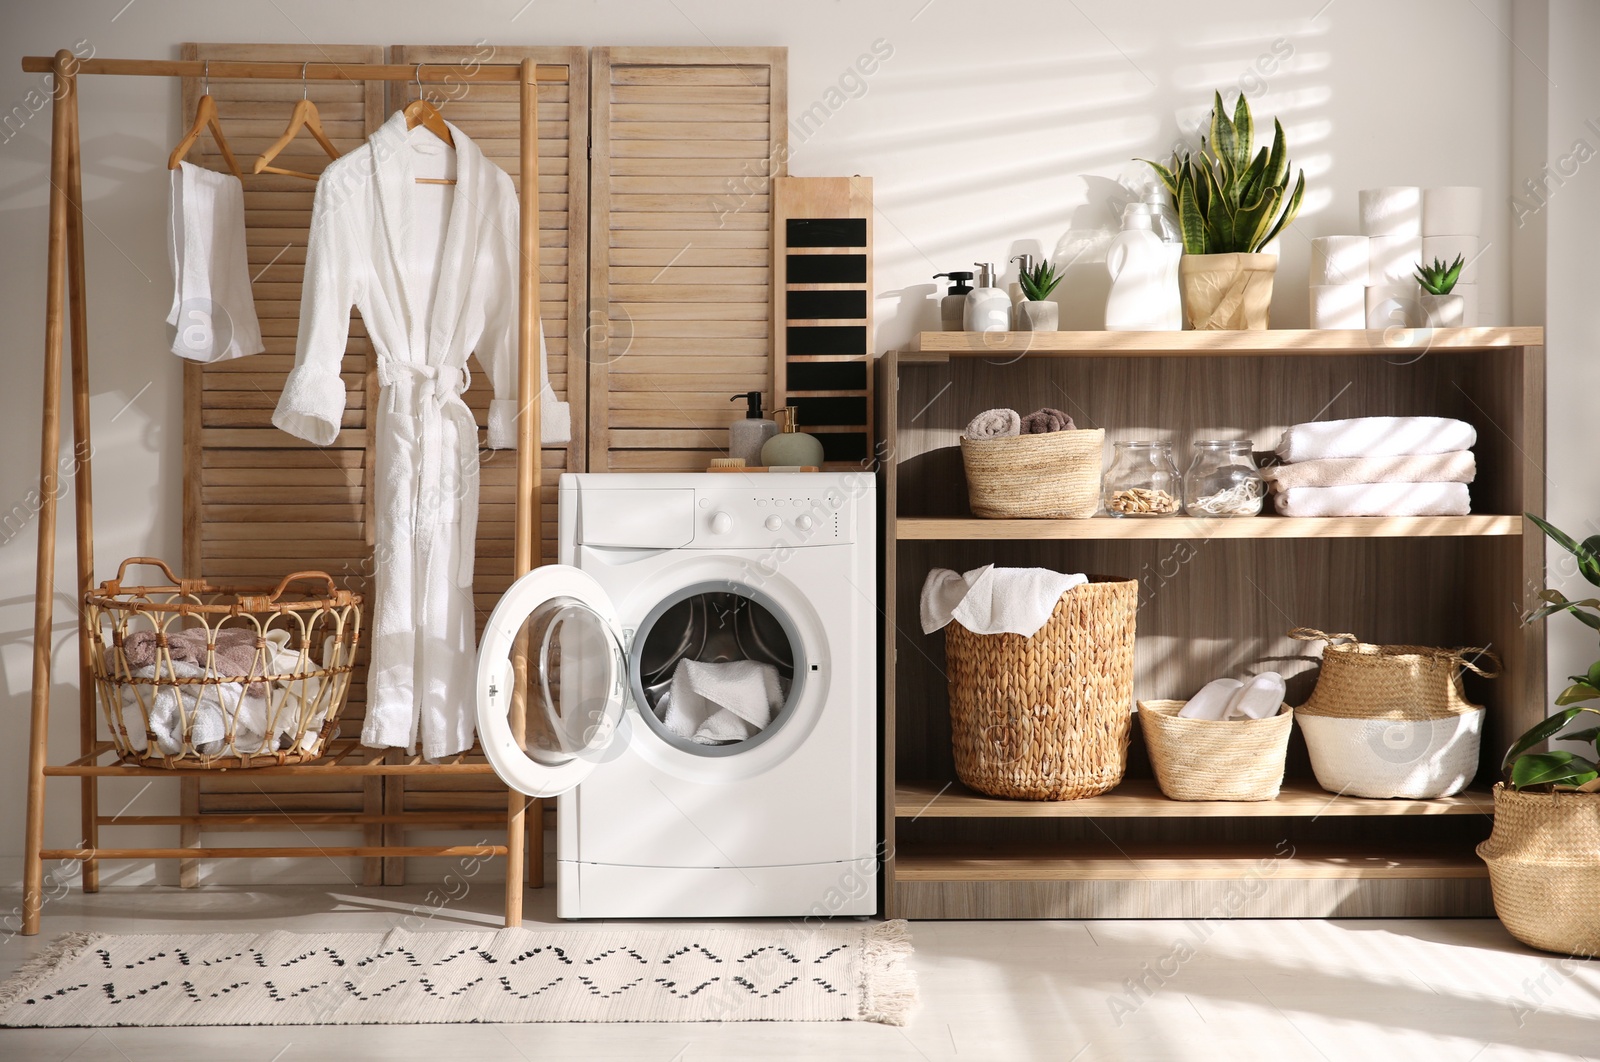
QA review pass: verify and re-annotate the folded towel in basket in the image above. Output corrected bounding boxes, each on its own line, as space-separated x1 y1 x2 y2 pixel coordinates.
1261 450 1475 491
920 565 1089 637
1273 481 1471 518
121 625 270 695
657 659 783 745
964 408 1021 439
1273 416 1476 462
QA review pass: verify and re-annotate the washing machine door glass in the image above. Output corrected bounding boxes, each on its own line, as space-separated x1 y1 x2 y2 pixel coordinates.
476 565 628 797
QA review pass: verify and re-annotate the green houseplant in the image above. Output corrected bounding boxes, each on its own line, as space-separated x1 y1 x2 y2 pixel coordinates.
1477 514 1600 956
1015 259 1063 332
1140 91 1305 330
1415 254 1467 328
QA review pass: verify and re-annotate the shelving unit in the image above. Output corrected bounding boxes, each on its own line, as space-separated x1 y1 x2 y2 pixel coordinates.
876 326 1545 919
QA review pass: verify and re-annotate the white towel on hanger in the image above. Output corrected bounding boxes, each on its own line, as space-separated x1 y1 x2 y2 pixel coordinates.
920 565 1089 637
167 161 264 363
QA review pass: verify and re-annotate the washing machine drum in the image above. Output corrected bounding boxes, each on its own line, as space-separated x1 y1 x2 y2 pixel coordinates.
476 565 805 797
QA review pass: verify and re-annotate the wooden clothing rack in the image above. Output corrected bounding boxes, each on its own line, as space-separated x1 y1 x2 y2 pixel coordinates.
17 51 560 936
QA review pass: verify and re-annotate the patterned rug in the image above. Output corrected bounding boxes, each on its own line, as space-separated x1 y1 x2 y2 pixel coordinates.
0 922 915 1027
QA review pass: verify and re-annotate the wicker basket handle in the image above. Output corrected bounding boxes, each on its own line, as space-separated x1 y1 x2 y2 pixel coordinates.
236 571 350 611
1454 646 1503 679
104 557 204 596
1288 627 1359 646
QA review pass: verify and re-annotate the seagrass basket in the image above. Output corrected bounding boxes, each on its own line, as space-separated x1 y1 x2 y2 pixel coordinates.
1290 627 1500 798
84 558 362 768
960 428 1105 518
944 576 1136 800
1478 784 1600 957
1137 699 1294 801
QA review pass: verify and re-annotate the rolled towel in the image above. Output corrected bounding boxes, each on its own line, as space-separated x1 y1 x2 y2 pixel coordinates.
1261 451 1476 491
964 408 1021 440
1273 482 1471 518
1274 416 1476 462
1019 407 1075 434
1359 186 1422 238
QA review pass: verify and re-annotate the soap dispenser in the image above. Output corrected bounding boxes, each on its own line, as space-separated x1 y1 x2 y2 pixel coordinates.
933 271 974 331
963 262 1011 332
1105 203 1183 331
728 391 778 466
759 406 825 468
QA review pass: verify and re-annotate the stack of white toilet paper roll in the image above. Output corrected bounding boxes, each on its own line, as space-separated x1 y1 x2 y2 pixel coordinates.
1308 185 1482 329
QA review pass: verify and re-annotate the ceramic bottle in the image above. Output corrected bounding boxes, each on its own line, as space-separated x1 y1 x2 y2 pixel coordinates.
933 271 974 331
728 391 778 466
963 262 1011 332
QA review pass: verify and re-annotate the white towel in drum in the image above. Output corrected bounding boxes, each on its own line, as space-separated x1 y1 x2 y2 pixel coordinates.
658 659 782 745
920 565 1089 637
167 161 265 363
1274 416 1476 463
1273 481 1471 518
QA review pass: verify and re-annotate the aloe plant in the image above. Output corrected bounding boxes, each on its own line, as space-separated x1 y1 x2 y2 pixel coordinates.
1139 91 1305 256
1506 514 1600 790
1018 259 1062 302
1416 254 1465 296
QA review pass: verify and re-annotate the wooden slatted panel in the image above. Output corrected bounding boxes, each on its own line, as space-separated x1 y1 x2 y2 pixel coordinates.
588 47 787 472
180 42 389 884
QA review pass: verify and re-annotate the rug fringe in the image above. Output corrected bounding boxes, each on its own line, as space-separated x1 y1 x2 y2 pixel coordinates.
856 919 918 1026
0 932 104 1013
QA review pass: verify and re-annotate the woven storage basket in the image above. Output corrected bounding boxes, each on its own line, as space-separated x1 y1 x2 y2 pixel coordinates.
1137 699 1293 801
1291 627 1499 798
960 428 1105 518
84 558 362 768
1478 784 1600 957
945 576 1136 800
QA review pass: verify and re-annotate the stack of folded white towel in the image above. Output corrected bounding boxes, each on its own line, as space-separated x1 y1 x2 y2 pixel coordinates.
1263 416 1476 517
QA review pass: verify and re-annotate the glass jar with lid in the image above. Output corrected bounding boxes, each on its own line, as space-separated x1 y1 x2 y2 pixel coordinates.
1183 439 1266 517
1103 441 1183 517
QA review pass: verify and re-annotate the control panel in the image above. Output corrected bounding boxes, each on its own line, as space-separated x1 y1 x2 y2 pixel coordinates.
689 484 855 549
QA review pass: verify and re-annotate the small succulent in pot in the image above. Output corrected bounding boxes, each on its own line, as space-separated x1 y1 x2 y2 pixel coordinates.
1415 254 1466 296
1015 259 1062 332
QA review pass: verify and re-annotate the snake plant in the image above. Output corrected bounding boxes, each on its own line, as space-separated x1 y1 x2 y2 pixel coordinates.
1506 514 1600 790
1416 254 1466 296
1018 259 1063 302
1140 91 1305 256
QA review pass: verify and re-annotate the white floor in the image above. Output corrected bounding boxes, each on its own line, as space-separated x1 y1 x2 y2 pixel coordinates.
1 882 1597 1061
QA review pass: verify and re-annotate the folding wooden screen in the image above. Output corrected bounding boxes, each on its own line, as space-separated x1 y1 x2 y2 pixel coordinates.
587 46 787 472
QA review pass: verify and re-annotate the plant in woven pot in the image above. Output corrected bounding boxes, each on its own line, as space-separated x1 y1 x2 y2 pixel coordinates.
1140 91 1305 330
1477 515 1600 957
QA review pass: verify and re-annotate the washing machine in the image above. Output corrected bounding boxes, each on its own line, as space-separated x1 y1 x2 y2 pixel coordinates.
475 472 877 919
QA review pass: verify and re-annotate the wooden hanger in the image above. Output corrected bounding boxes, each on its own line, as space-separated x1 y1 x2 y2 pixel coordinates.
405 64 456 186
167 62 243 178
252 62 341 181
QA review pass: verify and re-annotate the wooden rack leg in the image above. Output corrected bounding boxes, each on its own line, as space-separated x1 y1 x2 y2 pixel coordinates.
22 51 78 936
62 52 98 895
527 797 544 888
178 779 200 887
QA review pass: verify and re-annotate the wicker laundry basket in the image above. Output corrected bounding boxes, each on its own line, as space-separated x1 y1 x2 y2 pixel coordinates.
1478 784 1600 957
944 576 1137 800
1290 627 1499 798
84 558 362 768
960 429 1105 518
1138 699 1294 801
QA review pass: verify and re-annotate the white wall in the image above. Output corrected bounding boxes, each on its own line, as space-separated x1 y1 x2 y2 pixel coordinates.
0 0 1525 887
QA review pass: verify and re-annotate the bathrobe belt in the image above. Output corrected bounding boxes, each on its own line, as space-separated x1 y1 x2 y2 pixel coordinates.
378 359 480 588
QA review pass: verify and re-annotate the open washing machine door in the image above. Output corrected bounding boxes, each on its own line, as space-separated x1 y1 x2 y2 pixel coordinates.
476 565 629 797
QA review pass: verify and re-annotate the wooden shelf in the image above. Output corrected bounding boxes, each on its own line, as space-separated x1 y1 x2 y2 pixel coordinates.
895 514 1523 540
895 779 1496 818
903 325 1543 359
894 842 1489 882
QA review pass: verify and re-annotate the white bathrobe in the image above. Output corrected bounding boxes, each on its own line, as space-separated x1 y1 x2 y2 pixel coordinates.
273 111 569 759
